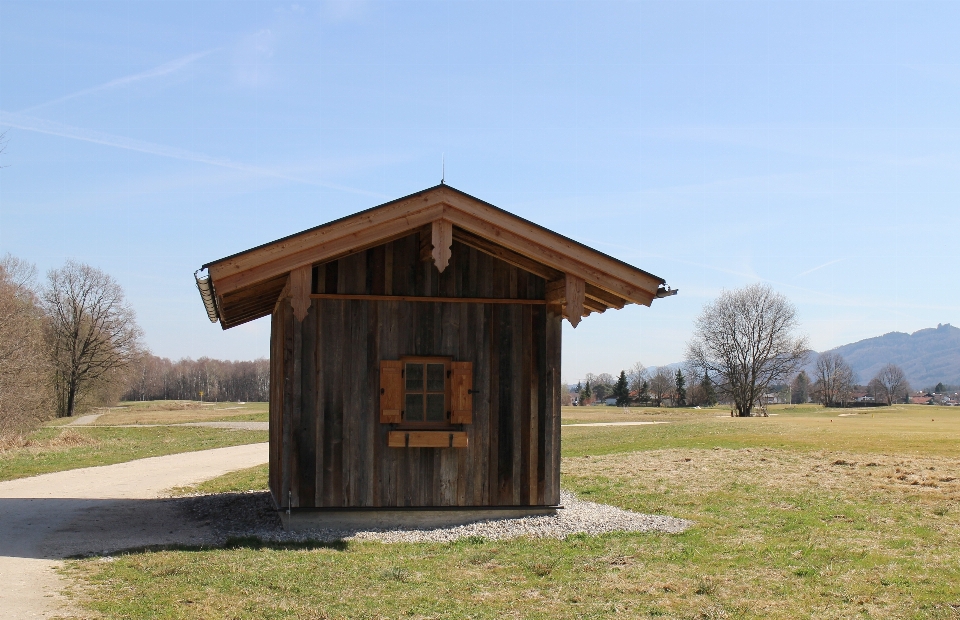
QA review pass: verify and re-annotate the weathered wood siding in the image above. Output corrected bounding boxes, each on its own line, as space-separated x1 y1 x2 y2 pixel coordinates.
268 231 562 509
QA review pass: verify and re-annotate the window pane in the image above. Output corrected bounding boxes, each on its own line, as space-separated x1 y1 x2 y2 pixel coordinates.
426 394 445 422
405 363 423 391
405 394 424 422
426 363 445 392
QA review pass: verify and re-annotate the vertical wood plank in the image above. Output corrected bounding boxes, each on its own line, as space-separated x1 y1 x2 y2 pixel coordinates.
520 304 532 505
298 301 318 507
321 299 345 506
269 307 283 506
510 304 523 506
534 305 547 505
281 300 297 508
312 300 329 508
544 306 562 505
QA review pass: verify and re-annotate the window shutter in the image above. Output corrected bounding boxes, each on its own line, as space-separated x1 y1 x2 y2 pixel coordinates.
379 360 403 423
450 361 473 424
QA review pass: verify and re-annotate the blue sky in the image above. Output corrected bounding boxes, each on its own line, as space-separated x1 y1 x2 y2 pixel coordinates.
1 1 958 383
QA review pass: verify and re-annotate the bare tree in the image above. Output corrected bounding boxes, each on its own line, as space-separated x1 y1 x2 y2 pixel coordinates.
42 261 143 417
0 255 53 436
872 363 910 405
649 367 673 407
627 361 647 404
686 283 808 417
813 352 854 407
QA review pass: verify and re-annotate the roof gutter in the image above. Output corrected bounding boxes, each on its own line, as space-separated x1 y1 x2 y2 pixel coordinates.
195 269 220 323
655 285 678 299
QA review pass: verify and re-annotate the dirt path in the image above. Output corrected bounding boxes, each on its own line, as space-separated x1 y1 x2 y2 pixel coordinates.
88 421 269 431
563 421 669 427
0 442 268 619
65 414 102 426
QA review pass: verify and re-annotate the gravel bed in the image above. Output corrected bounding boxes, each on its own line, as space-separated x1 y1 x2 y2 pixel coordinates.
181 490 691 544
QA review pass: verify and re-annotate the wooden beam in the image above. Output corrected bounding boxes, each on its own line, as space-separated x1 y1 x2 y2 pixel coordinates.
440 203 660 306
388 431 469 449
431 220 453 273
582 298 606 314
209 191 445 275
210 202 444 296
565 274 585 328
452 227 562 281
309 294 545 305
584 283 627 310
288 265 311 322
440 189 664 291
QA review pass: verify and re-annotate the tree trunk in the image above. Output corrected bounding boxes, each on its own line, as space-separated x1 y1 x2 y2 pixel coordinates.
66 378 77 417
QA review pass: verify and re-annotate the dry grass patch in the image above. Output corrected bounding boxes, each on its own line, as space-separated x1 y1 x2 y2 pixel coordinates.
563 448 960 618
0 427 100 455
91 400 268 426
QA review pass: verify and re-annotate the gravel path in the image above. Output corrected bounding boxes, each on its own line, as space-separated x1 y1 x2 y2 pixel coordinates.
65 413 102 426
184 490 691 544
0 443 268 619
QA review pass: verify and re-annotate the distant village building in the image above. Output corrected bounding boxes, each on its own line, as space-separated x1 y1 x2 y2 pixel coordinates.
196 185 673 524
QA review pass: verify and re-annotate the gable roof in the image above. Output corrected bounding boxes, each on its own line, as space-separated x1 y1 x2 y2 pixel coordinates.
198 184 671 329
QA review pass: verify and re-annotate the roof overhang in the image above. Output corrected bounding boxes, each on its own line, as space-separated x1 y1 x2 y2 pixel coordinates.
199 184 671 329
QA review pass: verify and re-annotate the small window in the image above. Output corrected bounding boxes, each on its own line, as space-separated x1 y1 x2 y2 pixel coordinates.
402 358 449 425
380 358 473 428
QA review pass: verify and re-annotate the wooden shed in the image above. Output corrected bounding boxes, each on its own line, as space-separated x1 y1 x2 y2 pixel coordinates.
196 184 672 521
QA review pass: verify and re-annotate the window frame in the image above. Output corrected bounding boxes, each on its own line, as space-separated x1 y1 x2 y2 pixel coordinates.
398 356 454 429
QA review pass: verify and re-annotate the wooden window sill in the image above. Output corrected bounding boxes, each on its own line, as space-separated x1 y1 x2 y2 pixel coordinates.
388 431 468 448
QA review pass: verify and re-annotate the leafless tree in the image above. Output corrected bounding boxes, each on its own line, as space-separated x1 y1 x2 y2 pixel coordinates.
0 255 53 436
649 367 673 407
627 362 647 403
872 364 910 405
686 283 808 416
42 261 143 417
813 352 854 407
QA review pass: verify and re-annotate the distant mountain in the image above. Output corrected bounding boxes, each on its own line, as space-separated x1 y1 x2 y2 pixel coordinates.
811 324 960 390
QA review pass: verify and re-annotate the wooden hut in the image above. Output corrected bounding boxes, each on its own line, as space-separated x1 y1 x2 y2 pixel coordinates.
196 184 673 523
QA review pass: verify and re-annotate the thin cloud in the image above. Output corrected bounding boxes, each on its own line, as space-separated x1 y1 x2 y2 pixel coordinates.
797 258 843 278
0 110 387 198
19 50 218 114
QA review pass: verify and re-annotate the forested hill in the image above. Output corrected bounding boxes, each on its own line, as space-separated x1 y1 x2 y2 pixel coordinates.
819 323 960 389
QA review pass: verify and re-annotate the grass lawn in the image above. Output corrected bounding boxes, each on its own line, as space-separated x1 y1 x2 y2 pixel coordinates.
65 404 960 619
0 425 267 482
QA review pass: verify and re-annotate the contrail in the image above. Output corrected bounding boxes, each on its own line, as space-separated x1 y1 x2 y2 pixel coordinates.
797 258 843 278
19 50 218 114
0 110 387 198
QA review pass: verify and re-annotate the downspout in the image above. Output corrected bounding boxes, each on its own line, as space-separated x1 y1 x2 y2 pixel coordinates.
194 269 221 323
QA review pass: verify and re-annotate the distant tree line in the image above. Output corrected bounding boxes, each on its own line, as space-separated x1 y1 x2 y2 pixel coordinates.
122 354 269 403
570 362 717 408
571 283 931 415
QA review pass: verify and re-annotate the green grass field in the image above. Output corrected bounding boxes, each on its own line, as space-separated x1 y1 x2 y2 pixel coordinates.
64 404 960 618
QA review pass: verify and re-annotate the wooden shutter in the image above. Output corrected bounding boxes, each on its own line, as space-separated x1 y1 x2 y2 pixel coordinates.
450 361 474 424
379 360 403 423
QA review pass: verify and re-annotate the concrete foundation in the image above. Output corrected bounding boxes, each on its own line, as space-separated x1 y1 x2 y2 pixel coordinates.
279 506 560 531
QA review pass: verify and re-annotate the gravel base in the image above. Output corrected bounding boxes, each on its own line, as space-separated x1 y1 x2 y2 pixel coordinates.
181 490 691 544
